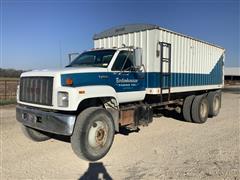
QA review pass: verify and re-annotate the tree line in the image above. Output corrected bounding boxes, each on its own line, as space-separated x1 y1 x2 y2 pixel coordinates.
0 68 25 77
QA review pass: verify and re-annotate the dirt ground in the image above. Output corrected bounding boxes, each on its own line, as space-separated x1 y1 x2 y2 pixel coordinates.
0 86 239 180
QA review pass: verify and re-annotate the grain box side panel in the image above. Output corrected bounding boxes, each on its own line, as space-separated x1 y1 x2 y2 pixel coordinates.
150 29 225 92
93 28 224 94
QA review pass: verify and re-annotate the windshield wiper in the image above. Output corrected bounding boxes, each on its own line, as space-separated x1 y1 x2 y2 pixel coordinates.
65 64 93 68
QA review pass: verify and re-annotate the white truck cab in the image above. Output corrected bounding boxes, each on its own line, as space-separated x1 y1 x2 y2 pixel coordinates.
18 48 145 111
16 24 224 161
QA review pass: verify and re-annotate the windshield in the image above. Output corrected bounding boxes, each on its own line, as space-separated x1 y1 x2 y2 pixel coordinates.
66 50 116 68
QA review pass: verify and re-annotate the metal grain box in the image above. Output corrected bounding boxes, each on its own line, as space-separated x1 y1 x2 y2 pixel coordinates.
93 24 225 94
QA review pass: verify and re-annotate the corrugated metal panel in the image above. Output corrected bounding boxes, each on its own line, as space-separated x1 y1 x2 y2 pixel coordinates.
94 27 225 89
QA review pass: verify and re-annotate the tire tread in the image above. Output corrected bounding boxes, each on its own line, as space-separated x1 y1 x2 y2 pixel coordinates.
183 95 195 122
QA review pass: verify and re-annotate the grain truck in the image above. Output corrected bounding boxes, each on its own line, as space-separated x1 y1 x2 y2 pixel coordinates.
16 24 225 161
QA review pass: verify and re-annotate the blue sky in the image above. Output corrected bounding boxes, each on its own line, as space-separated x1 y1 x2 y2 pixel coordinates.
1 0 239 70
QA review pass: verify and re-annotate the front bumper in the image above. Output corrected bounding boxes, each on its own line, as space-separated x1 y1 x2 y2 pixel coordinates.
16 105 76 136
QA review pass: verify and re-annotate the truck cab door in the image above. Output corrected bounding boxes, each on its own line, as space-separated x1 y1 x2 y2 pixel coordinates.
110 50 146 103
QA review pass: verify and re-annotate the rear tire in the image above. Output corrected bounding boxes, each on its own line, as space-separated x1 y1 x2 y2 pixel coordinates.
207 91 221 117
71 107 115 161
21 125 51 142
191 95 209 123
183 95 195 122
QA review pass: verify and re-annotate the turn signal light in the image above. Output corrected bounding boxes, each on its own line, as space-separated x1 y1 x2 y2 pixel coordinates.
66 78 73 85
79 90 85 94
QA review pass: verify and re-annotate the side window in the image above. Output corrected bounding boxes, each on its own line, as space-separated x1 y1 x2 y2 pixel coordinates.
112 51 134 71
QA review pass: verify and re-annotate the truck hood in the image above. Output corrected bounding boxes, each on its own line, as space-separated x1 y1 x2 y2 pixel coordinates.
21 67 108 77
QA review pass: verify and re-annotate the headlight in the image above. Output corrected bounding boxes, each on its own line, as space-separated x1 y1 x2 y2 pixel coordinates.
58 92 69 107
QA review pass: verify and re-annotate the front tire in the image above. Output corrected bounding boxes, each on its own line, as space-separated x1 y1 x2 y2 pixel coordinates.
71 107 115 161
191 95 209 123
21 125 51 142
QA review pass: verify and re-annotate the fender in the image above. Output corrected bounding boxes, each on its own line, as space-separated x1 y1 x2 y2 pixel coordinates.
72 85 120 132
71 85 119 111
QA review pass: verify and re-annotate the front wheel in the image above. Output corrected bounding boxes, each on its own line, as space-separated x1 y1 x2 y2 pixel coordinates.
71 107 115 161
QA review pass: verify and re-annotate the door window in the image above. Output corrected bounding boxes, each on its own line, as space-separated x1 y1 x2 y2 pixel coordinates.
112 51 134 71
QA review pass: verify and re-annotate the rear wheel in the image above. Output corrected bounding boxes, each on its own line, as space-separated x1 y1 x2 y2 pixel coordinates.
191 95 209 123
207 91 221 117
71 107 115 161
182 95 195 122
21 125 51 142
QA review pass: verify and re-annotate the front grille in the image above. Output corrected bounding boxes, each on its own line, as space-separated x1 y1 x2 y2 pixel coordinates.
20 77 53 106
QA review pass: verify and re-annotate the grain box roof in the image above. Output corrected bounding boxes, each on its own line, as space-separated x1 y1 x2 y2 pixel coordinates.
93 24 224 50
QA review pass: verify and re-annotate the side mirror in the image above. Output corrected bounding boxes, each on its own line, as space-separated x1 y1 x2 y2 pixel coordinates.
133 48 142 68
68 53 80 63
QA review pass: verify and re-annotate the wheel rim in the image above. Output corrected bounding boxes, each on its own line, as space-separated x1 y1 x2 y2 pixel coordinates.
88 120 108 149
213 96 220 112
200 101 208 118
